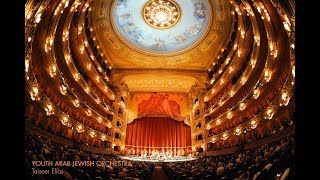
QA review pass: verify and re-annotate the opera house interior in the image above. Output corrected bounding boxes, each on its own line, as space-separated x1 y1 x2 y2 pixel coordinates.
25 0 295 179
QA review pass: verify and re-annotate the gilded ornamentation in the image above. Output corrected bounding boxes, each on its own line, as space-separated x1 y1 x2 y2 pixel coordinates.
98 20 108 29
143 0 181 29
213 22 224 32
92 0 232 70
120 74 202 92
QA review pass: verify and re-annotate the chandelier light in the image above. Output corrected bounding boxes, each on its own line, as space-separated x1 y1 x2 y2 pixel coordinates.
31 86 40 101
227 111 233 119
61 116 69 125
251 120 257 129
86 109 92 116
74 99 80 107
90 131 96 137
25 59 29 72
239 102 246 111
77 125 84 133
222 133 228 140
235 127 241 136
143 0 181 29
60 84 67 95
253 89 260 99
46 103 54 116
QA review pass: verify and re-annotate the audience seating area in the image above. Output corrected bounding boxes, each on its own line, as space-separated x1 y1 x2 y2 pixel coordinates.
25 127 294 180
25 130 154 180
162 134 295 180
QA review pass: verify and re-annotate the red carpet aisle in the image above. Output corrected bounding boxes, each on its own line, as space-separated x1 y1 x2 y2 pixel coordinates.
151 165 169 180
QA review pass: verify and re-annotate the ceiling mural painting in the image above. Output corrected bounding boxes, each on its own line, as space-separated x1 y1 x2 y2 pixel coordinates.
91 0 232 70
112 0 211 54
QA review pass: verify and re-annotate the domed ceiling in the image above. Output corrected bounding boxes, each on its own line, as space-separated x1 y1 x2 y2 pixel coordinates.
90 0 232 70
112 0 211 54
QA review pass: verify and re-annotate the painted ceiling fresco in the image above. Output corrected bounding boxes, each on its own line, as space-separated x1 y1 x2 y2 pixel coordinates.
112 0 211 54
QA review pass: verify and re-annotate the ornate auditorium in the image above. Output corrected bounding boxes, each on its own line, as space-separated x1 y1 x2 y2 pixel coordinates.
25 0 295 179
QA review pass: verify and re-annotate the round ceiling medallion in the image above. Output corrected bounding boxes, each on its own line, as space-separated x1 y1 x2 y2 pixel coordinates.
143 0 181 29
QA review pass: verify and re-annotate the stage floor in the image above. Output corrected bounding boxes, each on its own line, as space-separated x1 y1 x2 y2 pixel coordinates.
118 156 198 162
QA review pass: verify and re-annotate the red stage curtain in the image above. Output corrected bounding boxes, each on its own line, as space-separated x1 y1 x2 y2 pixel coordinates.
126 117 191 155
137 93 186 121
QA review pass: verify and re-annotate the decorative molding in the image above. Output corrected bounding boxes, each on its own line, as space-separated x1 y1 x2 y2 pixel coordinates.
111 70 207 93
189 85 207 97
121 74 200 92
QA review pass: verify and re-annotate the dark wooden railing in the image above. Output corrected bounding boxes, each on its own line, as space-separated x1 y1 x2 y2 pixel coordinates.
205 124 294 156
205 146 242 156
26 121 73 146
244 124 294 150
26 121 113 155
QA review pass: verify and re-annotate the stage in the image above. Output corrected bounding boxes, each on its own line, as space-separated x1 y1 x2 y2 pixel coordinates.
118 155 198 162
